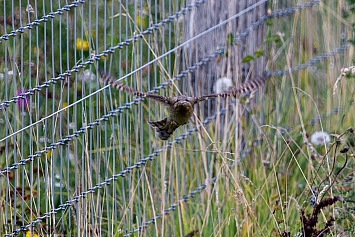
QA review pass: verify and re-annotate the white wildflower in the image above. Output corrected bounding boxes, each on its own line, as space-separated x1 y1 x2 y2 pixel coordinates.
68 122 76 130
26 4 34 13
310 131 330 146
68 150 76 163
78 69 96 82
54 174 62 188
39 137 51 143
214 77 233 94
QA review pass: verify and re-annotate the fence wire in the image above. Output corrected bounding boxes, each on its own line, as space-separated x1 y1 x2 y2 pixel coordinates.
6 41 346 237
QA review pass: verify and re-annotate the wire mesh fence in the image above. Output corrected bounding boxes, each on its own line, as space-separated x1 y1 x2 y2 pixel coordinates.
0 0 354 236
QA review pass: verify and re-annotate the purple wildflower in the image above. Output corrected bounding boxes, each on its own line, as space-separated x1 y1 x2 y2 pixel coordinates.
16 89 29 110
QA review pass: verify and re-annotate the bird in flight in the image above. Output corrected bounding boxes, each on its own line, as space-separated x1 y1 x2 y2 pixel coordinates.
100 72 266 140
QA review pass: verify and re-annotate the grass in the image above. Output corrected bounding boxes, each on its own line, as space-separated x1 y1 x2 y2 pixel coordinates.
1 0 355 236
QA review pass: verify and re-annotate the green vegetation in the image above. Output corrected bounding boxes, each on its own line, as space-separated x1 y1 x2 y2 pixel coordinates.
0 1 355 236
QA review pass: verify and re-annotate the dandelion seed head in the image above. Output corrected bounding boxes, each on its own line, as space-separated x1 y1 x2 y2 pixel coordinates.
214 77 233 94
311 131 330 146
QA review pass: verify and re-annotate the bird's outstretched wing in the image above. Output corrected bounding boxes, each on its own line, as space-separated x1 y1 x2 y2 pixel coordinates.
194 75 266 103
100 71 171 106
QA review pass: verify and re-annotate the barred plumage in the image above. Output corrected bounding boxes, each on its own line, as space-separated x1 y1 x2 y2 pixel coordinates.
100 71 171 105
100 71 266 140
195 76 266 102
100 72 147 98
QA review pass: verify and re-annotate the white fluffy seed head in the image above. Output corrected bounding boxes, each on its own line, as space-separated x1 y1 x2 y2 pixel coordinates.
310 131 331 146
214 77 233 94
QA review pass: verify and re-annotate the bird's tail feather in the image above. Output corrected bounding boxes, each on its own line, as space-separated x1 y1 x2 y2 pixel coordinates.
148 118 177 140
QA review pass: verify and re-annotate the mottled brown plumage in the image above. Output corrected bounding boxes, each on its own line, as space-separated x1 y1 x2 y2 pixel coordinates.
100 72 266 140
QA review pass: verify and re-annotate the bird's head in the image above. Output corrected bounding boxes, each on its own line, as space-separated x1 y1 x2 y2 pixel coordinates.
172 96 194 113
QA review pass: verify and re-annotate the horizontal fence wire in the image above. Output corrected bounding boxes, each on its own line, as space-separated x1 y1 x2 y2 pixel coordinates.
234 0 320 42
0 0 208 111
0 0 335 176
0 0 325 143
0 0 266 146
2 41 347 236
0 0 322 113
0 1 350 175
1 0 350 236
0 0 269 173
114 50 349 237
0 1 86 42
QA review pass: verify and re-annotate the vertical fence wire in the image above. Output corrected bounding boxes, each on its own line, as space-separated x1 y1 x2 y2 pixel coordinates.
0 0 352 236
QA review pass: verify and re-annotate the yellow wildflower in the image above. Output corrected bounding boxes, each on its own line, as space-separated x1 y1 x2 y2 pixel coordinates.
75 38 89 51
46 150 52 158
61 102 68 113
135 15 148 29
26 230 38 237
